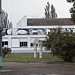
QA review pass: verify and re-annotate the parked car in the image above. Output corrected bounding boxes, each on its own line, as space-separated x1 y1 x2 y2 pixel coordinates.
31 29 38 35
16 30 28 35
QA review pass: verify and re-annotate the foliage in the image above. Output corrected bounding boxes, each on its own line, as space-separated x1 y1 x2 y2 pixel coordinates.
51 4 57 18
44 2 57 18
2 47 12 58
67 0 75 22
70 2 75 22
43 28 61 50
67 0 75 2
2 11 13 35
52 32 75 62
43 28 75 62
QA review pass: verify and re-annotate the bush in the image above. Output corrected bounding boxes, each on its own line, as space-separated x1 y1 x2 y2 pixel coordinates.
52 32 75 62
43 28 75 62
2 47 12 58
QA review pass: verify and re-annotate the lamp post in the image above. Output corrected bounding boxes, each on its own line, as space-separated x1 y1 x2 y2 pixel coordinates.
0 0 3 69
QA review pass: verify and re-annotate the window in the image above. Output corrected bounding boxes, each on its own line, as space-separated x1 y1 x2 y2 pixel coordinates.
2 41 8 47
31 43 34 47
20 42 27 47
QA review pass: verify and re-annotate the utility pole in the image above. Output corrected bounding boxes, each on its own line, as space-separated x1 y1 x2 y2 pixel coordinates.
0 0 3 69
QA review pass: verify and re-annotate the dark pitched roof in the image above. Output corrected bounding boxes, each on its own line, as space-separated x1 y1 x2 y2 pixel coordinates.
27 18 75 26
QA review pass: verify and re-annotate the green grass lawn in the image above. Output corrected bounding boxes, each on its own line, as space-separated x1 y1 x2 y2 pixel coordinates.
3 53 62 62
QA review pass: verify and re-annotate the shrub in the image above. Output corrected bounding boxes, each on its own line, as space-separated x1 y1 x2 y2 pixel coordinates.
2 47 12 58
52 32 75 62
43 28 75 62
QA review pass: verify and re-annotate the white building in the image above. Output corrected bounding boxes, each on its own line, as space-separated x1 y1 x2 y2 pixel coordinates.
2 16 75 53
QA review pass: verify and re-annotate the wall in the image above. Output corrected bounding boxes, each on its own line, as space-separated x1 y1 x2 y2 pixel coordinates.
2 35 47 53
17 16 27 28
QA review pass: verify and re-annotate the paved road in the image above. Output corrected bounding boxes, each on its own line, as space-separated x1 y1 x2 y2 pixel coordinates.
0 62 75 75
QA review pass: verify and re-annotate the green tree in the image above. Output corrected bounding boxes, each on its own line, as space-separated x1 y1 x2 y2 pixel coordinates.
51 4 57 18
44 2 50 18
43 28 75 62
44 2 57 18
2 11 13 34
67 0 75 22
52 32 75 62
43 28 61 50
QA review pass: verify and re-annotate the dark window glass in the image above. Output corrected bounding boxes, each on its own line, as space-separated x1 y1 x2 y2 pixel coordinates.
2 42 4 47
2 41 8 47
31 43 33 47
20 42 27 47
5 42 8 45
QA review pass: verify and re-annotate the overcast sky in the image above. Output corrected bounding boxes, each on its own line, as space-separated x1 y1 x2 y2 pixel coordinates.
2 0 72 27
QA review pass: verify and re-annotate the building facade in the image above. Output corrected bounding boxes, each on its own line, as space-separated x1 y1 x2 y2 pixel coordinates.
2 17 75 53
